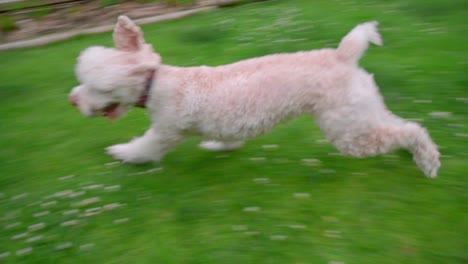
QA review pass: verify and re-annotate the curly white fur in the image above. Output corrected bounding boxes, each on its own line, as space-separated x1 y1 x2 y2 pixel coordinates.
69 16 440 177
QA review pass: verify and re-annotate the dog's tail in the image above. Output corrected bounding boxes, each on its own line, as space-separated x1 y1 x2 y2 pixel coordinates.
337 21 382 64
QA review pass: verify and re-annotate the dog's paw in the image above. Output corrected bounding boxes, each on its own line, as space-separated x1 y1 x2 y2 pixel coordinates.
414 148 441 178
106 143 154 164
106 144 133 162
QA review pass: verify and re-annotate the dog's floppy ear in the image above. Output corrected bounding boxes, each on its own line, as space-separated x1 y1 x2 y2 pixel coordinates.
113 16 146 51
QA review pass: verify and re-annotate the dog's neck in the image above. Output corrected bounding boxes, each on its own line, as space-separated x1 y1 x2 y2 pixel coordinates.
135 69 156 108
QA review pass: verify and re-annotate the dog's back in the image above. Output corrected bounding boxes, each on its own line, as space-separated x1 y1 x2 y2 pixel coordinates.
181 23 383 139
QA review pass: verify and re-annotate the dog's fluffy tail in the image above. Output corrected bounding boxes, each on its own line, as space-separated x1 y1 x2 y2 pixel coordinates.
337 21 382 64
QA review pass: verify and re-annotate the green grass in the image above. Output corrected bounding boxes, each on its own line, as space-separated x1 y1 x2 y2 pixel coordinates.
0 0 467 263
0 16 17 32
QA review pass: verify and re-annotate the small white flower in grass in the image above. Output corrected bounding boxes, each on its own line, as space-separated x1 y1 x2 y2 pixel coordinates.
26 235 43 243
455 133 468 138
61 220 80 227
244 231 260 236
80 213 98 218
243 207 261 212
455 97 468 102
40 201 57 207
83 184 104 190
396 95 412 100
79 243 95 251
351 172 368 176
63 209 80 216
289 224 307 229
5 222 21 229
104 185 121 192
253 178 270 184
85 207 101 213
270 235 288 241
72 197 100 207
0 252 10 259
28 223 46 231
0 212 19 221
231 225 248 231
103 203 122 211
262 144 278 149
324 230 341 238
113 218 129 224
12 233 28 240
105 161 121 166
59 175 74 181
293 193 310 199
33 211 49 218
11 193 28 200
429 112 452 118
249 157 266 162
16 247 32 256
447 124 464 128
68 191 86 198
55 242 73 250
413 99 432 103
128 168 163 176
80 210 101 217
301 158 321 166
54 190 73 198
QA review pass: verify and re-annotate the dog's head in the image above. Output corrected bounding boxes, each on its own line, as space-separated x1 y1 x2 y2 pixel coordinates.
68 16 161 120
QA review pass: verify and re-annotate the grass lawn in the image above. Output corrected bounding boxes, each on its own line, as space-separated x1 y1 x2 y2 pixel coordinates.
0 0 466 263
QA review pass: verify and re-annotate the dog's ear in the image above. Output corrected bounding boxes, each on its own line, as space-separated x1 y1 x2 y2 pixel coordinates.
113 16 146 51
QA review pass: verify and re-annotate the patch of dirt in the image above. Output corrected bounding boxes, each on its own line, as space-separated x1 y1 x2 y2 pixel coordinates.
0 0 219 43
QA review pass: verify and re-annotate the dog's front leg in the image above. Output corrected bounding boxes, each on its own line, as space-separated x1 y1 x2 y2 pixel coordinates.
106 126 183 163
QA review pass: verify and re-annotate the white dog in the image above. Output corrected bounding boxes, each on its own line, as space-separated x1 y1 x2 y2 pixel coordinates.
69 16 440 177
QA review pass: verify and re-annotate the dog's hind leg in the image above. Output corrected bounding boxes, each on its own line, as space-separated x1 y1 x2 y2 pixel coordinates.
199 140 244 151
331 120 440 178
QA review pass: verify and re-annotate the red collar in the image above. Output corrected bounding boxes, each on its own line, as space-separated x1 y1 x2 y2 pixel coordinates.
135 69 156 108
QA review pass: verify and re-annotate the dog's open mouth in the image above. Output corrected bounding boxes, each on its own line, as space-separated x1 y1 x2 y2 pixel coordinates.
102 103 120 120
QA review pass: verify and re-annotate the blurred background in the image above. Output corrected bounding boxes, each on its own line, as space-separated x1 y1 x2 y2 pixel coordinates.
0 0 222 43
0 0 466 263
